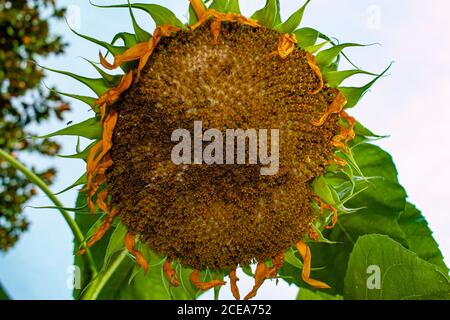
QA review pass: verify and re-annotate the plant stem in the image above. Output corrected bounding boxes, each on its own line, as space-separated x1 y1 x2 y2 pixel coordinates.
81 250 128 300
0 149 98 277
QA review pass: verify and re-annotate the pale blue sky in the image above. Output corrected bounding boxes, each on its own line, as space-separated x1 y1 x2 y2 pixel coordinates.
1 0 449 299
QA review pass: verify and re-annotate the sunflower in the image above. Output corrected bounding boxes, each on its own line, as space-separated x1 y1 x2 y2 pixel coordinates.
43 0 388 300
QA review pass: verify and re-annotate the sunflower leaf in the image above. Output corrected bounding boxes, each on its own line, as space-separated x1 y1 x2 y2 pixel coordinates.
274 0 311 33
344 235 450 300
35 117 102 140
251 0 279 28
399 203 449 273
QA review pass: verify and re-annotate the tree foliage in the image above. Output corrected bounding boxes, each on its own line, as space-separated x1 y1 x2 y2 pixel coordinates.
0 0 69 251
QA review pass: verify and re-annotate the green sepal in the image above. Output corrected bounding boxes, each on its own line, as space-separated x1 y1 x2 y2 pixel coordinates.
67 23 127 56
189 4 199 25
111 32 138 49
82 58 122 87
316 43 366 68
312 175 336 206
90 2 187 30
324 69 377 88
43 82 97 109
305 40 328 54
339 63 392 109
41 65 110 97
251 0 279 28
35 117 102 140
126 0 152 42
294 27 318 48
208 0 228 12
58 141 97 160
189 0 207 23
227 0 241 13
54 173 87 195
274 0 310 33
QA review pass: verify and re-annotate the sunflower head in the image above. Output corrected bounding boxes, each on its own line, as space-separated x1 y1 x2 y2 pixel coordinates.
44 0 388 299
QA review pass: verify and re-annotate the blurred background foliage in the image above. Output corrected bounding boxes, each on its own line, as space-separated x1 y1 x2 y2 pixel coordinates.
0 0 69 251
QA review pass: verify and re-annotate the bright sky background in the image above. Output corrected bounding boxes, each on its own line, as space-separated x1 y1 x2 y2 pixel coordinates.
1 0 449 299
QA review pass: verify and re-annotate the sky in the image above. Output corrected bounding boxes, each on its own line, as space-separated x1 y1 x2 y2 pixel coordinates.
1 0 449 299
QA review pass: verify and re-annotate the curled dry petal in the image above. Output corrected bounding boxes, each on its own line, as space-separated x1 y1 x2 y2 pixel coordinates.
189 0 207 19
190 269 226 291
163 259 180 287
275 33 298 59
244 262 268 300
125 233 149 274
78 208 118 255
306 52 324 95
312 91 347 126
295 241 330 289
229 269 240 300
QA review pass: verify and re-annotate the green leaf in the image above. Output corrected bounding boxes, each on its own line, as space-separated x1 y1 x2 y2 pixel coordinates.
324 69 377 88
316 43 365 68
294 27 319 49
0 283 10 300
399 203 449 273
344 235 450 300
251 0 278 28
36 117 102 140
274 0 310 33
339 63 392 109
91 2 187 30
297 287 342 300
